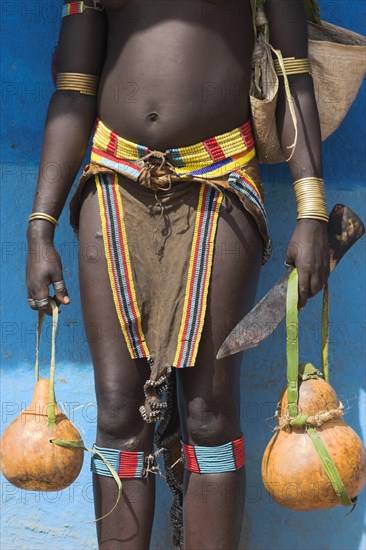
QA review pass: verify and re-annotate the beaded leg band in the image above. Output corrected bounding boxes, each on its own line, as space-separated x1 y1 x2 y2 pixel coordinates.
182 434 245 474
91 444 150 479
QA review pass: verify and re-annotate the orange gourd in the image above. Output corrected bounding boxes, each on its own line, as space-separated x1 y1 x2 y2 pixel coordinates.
261 271 366 511
0 378 83 490
262 365 366 510
0 301 83 491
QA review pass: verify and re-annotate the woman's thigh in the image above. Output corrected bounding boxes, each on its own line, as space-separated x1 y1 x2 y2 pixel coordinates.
78 177 154 448
176 192 263 444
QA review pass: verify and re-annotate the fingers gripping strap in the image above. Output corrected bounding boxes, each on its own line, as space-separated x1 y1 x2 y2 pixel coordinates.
91 444 145 478
182 434 245 473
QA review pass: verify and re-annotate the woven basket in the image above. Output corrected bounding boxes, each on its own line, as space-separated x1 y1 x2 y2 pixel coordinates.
251 20 366 164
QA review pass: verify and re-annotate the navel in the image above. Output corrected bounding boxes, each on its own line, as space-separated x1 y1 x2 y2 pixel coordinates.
147 112 159 122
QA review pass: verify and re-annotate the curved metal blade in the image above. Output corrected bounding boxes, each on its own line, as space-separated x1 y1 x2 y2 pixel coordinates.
216 204 365 360
216 270 291 359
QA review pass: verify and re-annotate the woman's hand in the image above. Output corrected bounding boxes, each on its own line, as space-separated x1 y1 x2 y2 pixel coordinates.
26 223 70 315
286 219 330 309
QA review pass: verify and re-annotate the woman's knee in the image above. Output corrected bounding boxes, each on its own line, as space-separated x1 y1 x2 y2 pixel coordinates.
96 389 154 449
183 396 241 446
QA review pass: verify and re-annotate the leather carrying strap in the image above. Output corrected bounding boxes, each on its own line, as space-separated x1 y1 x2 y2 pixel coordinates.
286 270 355 508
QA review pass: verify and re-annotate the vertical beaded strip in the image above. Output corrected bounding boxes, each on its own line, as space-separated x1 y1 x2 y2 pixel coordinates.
91 444 145 478
173 184 223 368
95 173 150 359
227 168 267 226
182 434 245 473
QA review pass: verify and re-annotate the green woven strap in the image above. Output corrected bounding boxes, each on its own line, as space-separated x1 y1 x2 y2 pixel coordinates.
285 271 354 509
286 271 330 421
35 300 58 428
306 427 355 508
286 269 300 418
321 282 329 382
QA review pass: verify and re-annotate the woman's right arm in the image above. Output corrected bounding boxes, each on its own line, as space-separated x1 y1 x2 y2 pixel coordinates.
26 1 107 313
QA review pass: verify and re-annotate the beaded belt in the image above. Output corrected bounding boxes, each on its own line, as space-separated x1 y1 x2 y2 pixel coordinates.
90 118 256 182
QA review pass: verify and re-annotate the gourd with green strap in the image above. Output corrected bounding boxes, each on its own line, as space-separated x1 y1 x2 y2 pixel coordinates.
36 300 122 520
286 269 356 509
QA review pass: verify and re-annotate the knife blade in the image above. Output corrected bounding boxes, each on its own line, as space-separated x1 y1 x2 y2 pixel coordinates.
216 204 365 359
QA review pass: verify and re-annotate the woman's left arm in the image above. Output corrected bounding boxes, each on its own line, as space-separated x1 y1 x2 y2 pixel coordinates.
265 0 330 308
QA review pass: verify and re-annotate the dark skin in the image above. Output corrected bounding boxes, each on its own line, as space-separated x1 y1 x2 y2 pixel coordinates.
26 1 330 548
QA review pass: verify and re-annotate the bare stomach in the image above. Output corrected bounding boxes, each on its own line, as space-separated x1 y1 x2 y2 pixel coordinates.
98 0 254 150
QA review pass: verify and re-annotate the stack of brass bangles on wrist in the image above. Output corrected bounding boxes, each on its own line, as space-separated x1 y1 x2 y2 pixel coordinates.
28 212 59 227
293 177 329 222
274 57 312 77
56 72 100 96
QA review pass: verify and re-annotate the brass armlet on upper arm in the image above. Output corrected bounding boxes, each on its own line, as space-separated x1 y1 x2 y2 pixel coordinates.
274 57 311 77
56 72 100 96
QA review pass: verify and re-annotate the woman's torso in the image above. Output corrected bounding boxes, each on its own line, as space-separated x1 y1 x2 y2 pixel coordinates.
99 0 254 150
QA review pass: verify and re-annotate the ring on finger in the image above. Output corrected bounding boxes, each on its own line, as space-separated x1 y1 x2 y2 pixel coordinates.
34 297 50 308
27 298 36 307
53 280 66 292
285 261 294 269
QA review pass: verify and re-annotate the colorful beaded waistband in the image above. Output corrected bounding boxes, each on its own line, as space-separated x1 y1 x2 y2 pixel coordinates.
91 118 256 180
182 434 245 473
91 444 145 478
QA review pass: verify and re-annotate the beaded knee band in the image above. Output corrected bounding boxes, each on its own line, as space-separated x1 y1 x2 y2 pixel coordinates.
182 434 245 474
91 444 146 479
62 1 104 18
274 57 311 77
56 72 100 96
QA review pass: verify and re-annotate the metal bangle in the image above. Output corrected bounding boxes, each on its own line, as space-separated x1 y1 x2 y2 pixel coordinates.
28 212 59 227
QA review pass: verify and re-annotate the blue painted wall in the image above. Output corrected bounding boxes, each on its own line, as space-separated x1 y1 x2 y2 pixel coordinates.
1 1 365 548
